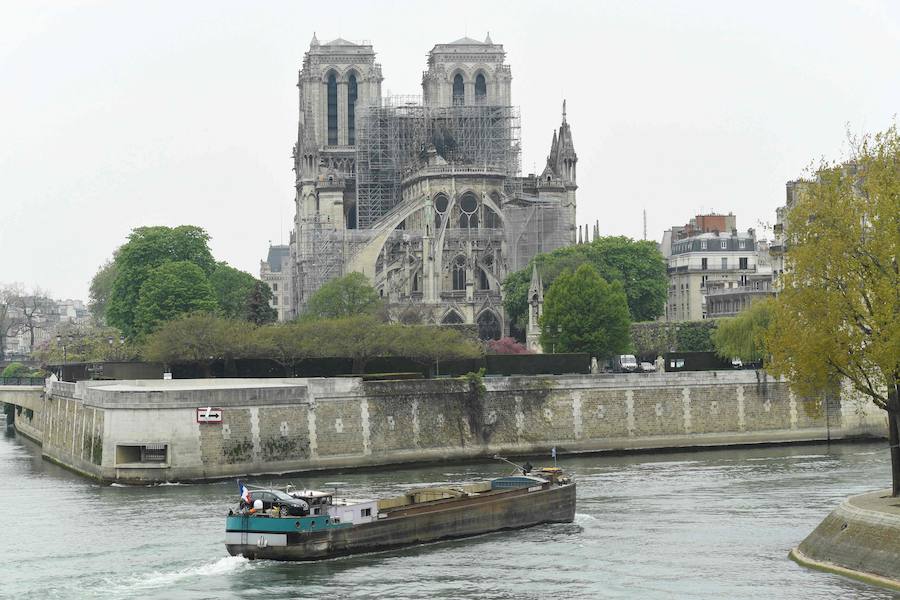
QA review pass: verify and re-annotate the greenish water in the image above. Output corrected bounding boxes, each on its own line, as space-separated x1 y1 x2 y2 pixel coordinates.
2 428 898 599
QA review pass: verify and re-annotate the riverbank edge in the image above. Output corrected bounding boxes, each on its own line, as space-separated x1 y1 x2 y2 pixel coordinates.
791 489 900 592
789 547 900 592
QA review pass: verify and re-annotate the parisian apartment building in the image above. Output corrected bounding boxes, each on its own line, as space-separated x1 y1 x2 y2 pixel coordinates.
661 214 774 321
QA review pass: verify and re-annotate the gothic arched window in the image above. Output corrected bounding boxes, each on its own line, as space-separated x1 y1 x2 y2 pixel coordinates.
477 311 502 340
348 74 358 145
452 255 466 290
452 74 465 106
327 72 338 145
433 193 448 231
475 74 486 101
442 310 464 324
458 192 478 228
484 206 500 228
478 267 490 290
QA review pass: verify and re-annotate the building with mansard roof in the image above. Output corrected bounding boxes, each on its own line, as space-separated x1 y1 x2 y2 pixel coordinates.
286 34 577 339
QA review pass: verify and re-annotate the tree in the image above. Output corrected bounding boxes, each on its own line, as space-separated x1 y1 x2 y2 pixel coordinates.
209 263 257 319
0 285 23 361
1 362 29 378
766 126 900 494
31 323 139 365
313 316 392 373
88 258 118 323
133 261 218 336
503 236 666 334
486 337 532 354
305 272 381 320
14 288 52 350
245 281 277 325
711 299 773 364
540 263 631 358
143 313 259 375
394 324 483 366
254 321 316 375
106 226 216 337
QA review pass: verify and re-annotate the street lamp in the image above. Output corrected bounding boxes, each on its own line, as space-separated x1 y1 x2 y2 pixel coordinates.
107 336 126 361
56 334 69 378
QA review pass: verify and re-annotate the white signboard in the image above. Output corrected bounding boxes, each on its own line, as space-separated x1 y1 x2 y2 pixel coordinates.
196 407 223 424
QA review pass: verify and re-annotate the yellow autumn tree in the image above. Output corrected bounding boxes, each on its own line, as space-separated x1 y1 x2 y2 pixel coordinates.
767 125 900 493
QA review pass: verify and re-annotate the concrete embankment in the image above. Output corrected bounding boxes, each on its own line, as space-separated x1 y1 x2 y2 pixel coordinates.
791 490 900 591
1 371 887 483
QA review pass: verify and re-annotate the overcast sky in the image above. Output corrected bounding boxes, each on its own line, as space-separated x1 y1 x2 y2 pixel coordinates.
2 0 898 300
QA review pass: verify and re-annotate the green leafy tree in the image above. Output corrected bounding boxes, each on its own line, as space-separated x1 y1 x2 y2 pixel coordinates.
133 261 218 336
312 316 392 373
143 313 260 375
305 272 381 320
711 299 773 364
767 126 900 494
503 236 666 333
394 324 483 365
106 226 216 337
245 281 277 325
540 263 631 358
88 258 118 323
209 263 257 319
254 321 316 375
1 363 28 378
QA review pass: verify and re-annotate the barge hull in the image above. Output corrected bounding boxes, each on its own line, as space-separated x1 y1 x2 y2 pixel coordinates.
226 482 576 561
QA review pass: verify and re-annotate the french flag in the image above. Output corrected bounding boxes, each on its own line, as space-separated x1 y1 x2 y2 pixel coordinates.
238 479 251 504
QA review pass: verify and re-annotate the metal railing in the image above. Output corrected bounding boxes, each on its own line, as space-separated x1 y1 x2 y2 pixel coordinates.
0 377 44 386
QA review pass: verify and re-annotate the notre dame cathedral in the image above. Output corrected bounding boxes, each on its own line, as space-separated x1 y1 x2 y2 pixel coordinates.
281 34 577 340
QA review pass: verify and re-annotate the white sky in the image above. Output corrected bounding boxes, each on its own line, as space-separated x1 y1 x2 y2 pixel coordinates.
2 0 898 300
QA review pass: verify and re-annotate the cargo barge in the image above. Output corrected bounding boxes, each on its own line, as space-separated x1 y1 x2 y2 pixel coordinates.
225 466 576 561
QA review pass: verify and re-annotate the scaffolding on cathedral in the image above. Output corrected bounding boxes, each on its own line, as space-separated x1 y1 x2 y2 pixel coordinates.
295 214 345 308
355 97 521 229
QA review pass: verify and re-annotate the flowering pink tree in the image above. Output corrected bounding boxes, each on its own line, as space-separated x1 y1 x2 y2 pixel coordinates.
486 337 532 355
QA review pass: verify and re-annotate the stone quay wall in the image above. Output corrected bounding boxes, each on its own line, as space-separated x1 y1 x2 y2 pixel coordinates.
0 385 44 442
792 490 900 591
8 372 888 483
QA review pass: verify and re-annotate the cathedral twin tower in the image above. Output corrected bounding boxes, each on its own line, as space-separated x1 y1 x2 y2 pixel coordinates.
286 34 577 341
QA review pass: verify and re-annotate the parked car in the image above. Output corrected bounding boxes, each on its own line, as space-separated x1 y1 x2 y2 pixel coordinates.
640 361 656 373
246 489 310 516
613 354 639 373
731 358 743 369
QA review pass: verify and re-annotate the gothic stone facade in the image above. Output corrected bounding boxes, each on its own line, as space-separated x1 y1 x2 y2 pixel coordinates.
288 35 577 339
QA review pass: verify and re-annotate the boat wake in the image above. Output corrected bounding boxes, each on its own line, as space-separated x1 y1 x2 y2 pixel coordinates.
105 556 250 594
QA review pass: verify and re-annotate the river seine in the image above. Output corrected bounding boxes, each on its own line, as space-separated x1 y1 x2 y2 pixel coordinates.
2 428 898 600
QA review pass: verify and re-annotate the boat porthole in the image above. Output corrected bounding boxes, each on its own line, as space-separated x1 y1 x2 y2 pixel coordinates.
295 521 301 528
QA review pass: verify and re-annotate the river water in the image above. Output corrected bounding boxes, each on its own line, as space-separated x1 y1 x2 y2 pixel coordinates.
2 428 899 600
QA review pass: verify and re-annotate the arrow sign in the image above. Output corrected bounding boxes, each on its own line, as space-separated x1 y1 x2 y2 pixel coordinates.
197 407 223 423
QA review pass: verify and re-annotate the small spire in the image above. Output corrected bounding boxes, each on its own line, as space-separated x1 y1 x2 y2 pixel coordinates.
529 263 543 298
311 32 319 46
485 31 492 44
562 99 567 123
578 225 583 244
